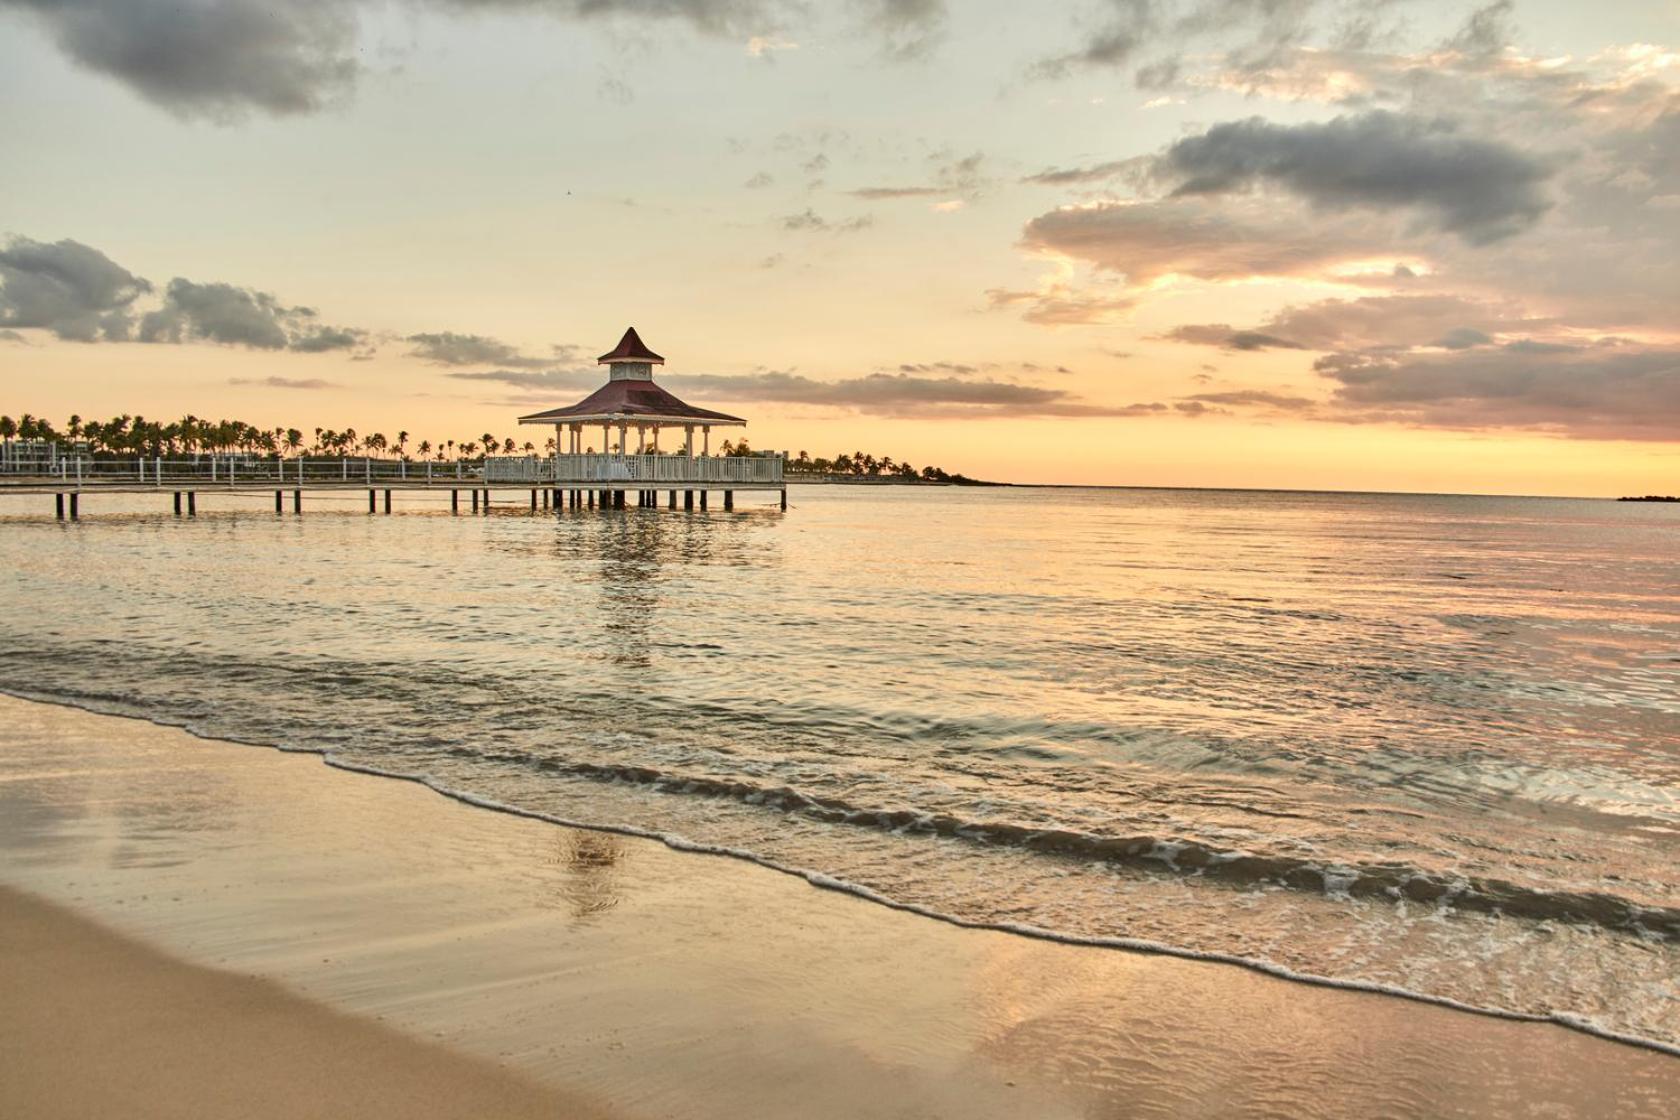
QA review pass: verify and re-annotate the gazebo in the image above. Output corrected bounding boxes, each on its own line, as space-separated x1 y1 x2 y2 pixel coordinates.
509 327 784 511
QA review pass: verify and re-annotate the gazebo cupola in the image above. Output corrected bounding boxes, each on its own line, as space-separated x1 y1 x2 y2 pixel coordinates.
599 326 663 382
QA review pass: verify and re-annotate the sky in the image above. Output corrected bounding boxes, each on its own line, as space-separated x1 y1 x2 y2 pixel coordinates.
1 0 1678 494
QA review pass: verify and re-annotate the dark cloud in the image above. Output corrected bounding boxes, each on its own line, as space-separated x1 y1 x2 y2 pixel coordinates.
447 368 598 392
406 331 561 369
1 0 361 120
227 376 338 389
138 278 362 351
743 171 774 189
5 0 949 119
0 235 151 341
1444 0 1514 57
1315 340 1680 441
1153 111 1554 243
0 329 29 343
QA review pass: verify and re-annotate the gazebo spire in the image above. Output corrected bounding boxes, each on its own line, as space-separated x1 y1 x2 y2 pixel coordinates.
598 327 664 366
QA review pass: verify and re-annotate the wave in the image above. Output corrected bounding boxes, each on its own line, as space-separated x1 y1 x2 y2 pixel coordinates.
5 684 1679 1060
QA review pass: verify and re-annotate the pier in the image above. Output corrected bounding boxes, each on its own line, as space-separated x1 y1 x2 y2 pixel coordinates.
0 327 789 520
0 452 785 519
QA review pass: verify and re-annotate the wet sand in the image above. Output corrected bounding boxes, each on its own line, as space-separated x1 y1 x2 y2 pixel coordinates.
1 693 1676 1118
1 886 611 1120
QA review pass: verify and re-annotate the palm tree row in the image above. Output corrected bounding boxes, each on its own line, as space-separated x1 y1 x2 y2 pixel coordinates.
780 445 969 483
0 413 545 462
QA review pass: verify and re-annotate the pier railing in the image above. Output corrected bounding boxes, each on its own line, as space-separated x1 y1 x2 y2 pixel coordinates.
0 456 483 487
0 453 784 488
486 454 783 485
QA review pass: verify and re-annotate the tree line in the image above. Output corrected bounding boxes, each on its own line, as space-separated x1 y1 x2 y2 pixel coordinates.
1 412 549 461
1 413 977 481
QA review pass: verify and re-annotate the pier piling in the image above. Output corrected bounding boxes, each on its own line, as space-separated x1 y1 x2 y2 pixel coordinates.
368 489 376 514
55 494 64 520
173 491 182 516
187 492 196 516
700 490 708 510
384 489 392 514
293 489 302 514
275 490 283 514
724 490 733 511
471 489 479 513
451 489 459 514
684 490 693 510
69 493 79 520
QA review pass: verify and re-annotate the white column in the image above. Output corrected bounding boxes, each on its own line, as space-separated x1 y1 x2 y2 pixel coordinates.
637 426 645 454
602 423 611 454
684 425 693 458
618 423 628 457
702 427 710 456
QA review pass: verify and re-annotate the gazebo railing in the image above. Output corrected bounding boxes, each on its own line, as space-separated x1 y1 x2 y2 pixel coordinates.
486 454 783 484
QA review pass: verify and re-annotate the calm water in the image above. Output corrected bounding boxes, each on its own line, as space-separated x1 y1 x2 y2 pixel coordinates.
3 485 1678 1047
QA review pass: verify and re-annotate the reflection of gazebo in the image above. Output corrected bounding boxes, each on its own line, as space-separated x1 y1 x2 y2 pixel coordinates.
511 328 784 511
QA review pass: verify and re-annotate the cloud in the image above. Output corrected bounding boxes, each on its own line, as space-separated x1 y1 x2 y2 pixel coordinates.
780 209 874 233
1 0 361 121
0 328 29 343
406 331 560 369
5 0 950 120
1021 159 1133 187
1315 340 1680 441
0 235 151 341
985 284 1136 326
1019 197 1383 288
743 171 775 188
138 277 363 351
227 376 338 389
1183 389 1316 410
1162 324 1306 351
453 366 1173 419
1151 111 1555 243
848 151 985 202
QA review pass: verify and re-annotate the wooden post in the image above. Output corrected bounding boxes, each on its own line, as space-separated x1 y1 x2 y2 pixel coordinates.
684 490 693 510
368 489 376 514
482 489 491 513
173 491 182 516
700 490 708 510
724 490 733 511
55 493 64 520
587 490 595 509
451 489 459 514
531 489 538 512
780 488 787 512
275 490 283 514
293 489 302 514
187 491 196 516
472 489 479 513
68 493 78 520
668 490 676 509
384 489 392 514
614 490 625 509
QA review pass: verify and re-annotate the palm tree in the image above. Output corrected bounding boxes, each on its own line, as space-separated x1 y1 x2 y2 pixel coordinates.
417 439 431 460
285 429 304 454
460 441 478 459
396 430 409 459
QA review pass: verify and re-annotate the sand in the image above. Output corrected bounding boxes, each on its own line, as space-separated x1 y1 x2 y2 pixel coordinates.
0 886 612 1120
1 692 1677 1118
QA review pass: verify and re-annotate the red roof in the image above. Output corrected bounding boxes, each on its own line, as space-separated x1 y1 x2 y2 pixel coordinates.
519 378 745 425
598 327 664 364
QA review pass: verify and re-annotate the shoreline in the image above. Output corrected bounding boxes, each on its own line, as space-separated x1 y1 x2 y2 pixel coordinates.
8 685 1676 1061
3 693 1677 1117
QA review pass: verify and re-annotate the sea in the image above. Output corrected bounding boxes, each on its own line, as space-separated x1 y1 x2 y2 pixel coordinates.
3 484 1677 1051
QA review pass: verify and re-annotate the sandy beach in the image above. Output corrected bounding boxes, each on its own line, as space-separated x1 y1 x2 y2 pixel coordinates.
1 693 1676 1118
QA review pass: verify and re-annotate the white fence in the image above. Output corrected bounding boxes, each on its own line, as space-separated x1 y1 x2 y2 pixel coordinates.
486 454 783 485
0 455 482 486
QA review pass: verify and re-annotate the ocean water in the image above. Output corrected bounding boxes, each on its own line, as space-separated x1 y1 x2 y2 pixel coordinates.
3 484 1677 1049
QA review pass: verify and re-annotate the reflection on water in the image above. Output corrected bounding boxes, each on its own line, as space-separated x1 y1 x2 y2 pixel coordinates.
0 487 1677 1046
